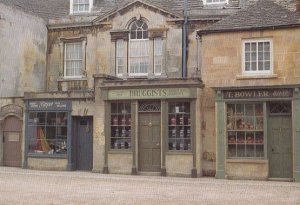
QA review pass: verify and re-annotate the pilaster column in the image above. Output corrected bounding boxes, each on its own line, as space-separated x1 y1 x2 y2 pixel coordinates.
215 90 226 179
293 88 300 182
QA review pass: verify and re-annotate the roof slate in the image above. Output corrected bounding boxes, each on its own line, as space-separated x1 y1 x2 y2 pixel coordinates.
198 0 300 34
0 0 240 22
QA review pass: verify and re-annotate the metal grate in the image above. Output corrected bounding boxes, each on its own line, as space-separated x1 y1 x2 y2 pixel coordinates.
269 102 291 114
139 101 161 112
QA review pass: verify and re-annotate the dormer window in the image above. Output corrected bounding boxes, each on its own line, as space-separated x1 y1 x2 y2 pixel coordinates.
204 0 228 4
70 0 93 14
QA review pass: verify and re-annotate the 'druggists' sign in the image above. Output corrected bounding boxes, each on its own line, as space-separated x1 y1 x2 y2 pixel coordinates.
224 89 293 99
27 100 71 111
108 88 196 100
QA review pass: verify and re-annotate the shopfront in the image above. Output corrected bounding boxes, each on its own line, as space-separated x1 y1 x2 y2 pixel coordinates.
98 77 203 177
23 100 72 170
215 87 300 182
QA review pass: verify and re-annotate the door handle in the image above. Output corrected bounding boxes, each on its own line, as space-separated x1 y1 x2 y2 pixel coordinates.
156 143 160 146
272 148 274 152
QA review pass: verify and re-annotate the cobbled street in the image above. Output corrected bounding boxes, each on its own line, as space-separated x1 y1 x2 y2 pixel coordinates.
0 167 299 205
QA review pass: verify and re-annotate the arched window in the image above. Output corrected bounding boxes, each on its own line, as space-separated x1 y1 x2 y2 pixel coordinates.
129 20 149 75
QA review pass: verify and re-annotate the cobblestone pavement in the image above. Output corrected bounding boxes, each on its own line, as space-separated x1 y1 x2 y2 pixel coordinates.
0 167 299 205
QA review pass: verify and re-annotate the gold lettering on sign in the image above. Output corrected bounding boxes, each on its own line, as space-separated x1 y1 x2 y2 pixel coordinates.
108 88 194 100
224 89 293 99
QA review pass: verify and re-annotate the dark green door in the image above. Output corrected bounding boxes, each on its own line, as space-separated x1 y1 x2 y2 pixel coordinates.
139 113 161 172
268 116 292 178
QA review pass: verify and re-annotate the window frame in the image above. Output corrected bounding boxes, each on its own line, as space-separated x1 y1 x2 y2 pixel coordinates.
226 103 265 159
27 111 68 156
203 0 228 5
242 39 273 75
64 41 84 79
167 101 192 152
154 37 163 76
116 39 125 77
70 0 93 14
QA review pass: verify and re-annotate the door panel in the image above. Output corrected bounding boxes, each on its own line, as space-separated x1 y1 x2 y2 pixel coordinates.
268 116 292 178
3 132 21 167
76 117 93 171
139 113 161 172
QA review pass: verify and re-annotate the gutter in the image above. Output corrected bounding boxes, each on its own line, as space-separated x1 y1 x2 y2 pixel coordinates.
182 0 188 78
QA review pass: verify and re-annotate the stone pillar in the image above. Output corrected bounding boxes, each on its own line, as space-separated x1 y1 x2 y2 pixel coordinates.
195 88 202 177
161 100 167 176
0 119 3 166
215 90 226 179
293 88 300 182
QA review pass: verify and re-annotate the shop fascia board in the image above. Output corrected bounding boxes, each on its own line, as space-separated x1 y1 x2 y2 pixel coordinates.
23 91 94 101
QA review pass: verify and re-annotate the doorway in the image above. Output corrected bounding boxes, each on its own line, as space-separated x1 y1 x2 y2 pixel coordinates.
73 117 93 171
268 102 292 179
3 116 22 167
138 112 161 172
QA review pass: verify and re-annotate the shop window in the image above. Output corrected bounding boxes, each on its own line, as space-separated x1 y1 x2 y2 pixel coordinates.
243 39 273 75
111 102 131 149
28 112 68 155
168 102 191 151
227 103 264 158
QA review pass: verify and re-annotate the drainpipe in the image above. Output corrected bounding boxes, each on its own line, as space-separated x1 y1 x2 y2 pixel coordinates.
182 0 188 78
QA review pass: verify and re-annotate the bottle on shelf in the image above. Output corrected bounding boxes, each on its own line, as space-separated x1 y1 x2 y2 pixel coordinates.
113 117 118 125
171 116 176 125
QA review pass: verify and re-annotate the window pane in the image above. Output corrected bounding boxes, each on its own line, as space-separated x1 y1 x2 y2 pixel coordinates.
265 61 270 70
264 42 270 51
245 62 250 71
28 112 68 155
251 62 257 71
245 53 250 61
251 43 256 52
258 61 264 70
245 43 250 52
65 42 83 77
258 42 264 52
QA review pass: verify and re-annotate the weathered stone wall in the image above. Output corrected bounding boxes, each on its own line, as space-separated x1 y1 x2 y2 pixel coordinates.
201 27 300 175
47 4 211 91
0 3 47 97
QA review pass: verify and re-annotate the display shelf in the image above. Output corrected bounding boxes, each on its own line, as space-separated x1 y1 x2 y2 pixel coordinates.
110 102 131 150
168 102 191 151
227 103 264 158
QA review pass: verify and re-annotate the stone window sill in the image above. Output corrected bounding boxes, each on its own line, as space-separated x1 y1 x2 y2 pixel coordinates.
236 74 278 80
57 77 87 82
226 159 268 164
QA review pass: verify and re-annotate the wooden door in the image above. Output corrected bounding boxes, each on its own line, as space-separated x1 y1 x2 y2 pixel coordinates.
76 117 93 171
268 116 292 178
139 113 161 172
3 116 22 167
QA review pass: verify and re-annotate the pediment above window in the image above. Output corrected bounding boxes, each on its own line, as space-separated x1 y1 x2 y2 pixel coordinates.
148 28 168 39
110 30 130 41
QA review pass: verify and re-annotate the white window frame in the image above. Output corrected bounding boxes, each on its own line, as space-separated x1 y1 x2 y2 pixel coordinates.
154 37 163 76
70 0 93 14
64 42 84 79
116 39 125 77
129 39 149 76
203 0 228 5
242 39 273 75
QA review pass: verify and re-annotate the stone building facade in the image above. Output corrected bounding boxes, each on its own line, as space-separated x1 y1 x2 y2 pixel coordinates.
198 0 300 181
0 0 299 181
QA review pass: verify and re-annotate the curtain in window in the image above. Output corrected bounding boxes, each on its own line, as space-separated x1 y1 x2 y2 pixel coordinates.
65 42 82 77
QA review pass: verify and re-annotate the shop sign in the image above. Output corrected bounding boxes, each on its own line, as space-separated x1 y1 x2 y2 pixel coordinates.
108 88 196 100
224 89 293 99
28 100 71 111
0 104 23 117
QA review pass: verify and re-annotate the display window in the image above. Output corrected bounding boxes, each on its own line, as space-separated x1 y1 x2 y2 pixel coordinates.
110 102 132 149
28 112 68 155
226 103 264 158
168 102 191 151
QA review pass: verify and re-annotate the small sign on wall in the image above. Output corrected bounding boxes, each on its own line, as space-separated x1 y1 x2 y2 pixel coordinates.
224 89 293 99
